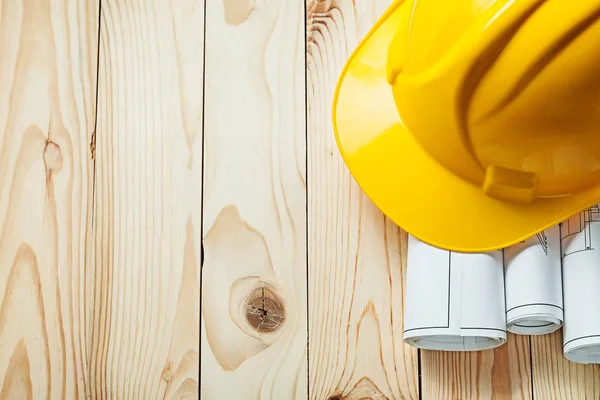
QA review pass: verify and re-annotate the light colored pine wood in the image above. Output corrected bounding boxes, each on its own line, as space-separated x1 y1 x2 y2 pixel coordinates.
531 331 600 399
0 0 98 398
94 1 203 398
200 0 307 398
306 1 419 399
421 334 532 399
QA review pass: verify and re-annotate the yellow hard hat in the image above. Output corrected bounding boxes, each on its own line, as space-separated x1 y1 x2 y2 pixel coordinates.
333 0 600 252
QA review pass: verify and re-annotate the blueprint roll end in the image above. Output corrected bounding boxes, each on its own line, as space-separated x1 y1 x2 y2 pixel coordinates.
507 315 562 335
564 336 600 364
506 305 563 335
403 328 506 352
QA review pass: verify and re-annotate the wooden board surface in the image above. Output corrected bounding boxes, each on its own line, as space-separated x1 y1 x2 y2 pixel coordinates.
0 0 98 398
306 1 419 399
94 0 203 398
200 0 307 398
421 334 532 399
531 331 600 399
1 0 600 399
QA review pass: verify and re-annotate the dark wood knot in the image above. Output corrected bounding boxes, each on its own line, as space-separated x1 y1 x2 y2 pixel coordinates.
43 140 62 174
244 285 285 333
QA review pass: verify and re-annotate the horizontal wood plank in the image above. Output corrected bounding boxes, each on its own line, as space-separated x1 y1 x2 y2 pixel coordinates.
421 334 532 400
201 0 307 397
0 0 98 398
532 331 600 399
94 1 203 397
307 1 419 399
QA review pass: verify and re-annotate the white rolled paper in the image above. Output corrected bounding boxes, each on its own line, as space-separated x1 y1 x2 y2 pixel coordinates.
504 226 563 335
562 205 600 364
403 235 506 351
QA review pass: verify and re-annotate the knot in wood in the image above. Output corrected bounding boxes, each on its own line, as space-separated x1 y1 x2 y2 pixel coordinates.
43 141 63 174
244 286 285 333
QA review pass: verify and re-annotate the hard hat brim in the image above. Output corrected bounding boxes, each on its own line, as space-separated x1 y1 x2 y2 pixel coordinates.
332 0 600 252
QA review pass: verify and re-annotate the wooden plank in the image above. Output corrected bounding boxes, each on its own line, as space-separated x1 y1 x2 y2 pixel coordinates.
200 0 307 398
421 334 532 399
0 0 98 398
94 1 203 398
531 331 600 399
306 1 419 399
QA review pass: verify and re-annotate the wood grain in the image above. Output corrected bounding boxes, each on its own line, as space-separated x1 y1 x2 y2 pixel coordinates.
421 334 532 399
94 0 203 398
2 0 599 398
531 331 600 399
200 0 307 398
307 1 419 399
0 0 98 398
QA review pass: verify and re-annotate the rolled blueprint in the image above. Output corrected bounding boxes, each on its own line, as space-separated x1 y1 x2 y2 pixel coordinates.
403 235 506 351
504 226 563 335
562 205 600 364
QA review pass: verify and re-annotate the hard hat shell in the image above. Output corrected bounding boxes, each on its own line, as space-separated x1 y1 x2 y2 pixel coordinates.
333 0 600 252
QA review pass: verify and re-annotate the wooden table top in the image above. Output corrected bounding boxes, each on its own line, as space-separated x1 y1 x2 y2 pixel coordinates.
0 0 598 398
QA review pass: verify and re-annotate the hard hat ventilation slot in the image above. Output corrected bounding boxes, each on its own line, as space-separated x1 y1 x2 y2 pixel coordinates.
483 165 538 204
